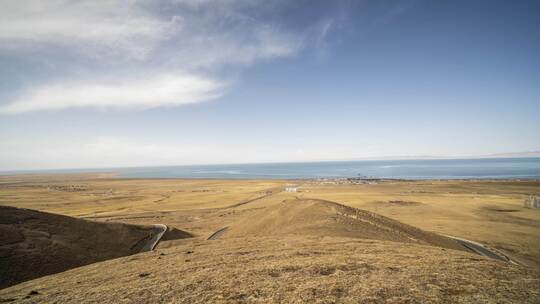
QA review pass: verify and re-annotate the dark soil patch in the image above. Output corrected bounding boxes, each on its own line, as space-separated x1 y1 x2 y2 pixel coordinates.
484 206 520 213
385 200 422 206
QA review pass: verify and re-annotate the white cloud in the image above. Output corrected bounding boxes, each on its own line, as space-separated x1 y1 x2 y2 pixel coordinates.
0 137 204 170
0 0 310 113
0 137 309 170
0 0 173 59
169 26 301 69
0 136 372 171
0 73 223 114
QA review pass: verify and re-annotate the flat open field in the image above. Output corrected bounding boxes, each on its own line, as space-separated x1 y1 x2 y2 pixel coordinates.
1 174 539 302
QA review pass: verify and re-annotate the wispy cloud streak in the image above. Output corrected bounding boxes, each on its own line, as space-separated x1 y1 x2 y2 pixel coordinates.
0 0 322 113
0 74 224 114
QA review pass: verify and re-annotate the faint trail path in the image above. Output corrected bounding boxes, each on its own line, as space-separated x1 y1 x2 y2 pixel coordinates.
207 227 228 240
209 187 283 240
141 224 167 252
445 235 516 264
224 187 282 209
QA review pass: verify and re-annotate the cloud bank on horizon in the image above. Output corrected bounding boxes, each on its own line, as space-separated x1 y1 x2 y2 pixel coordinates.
0 0 330 114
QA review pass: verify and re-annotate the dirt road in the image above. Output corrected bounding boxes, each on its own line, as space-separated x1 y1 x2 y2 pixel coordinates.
141 224 168 252
207 227 228 240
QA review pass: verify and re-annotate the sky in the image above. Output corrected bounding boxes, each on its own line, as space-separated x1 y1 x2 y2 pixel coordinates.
0 0 539 170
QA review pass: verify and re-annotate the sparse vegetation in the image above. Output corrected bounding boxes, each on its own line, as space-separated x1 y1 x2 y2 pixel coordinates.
0 175 539 302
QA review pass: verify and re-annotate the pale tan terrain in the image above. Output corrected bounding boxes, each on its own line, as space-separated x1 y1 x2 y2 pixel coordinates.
297 180 540 267
0 174 539 303
224 199 466 252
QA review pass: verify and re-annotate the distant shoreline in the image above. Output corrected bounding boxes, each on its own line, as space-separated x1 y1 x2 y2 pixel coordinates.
2 175 539 183
0 158 540 183
2 157 540 180
3 156 540 173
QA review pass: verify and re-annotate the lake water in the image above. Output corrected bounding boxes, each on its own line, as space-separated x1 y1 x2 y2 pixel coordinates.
5 158 540 179
109 158 540 179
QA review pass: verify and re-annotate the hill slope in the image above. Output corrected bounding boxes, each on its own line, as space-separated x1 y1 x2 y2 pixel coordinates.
224 198 467 252
1 237 539 303
0 205 191 288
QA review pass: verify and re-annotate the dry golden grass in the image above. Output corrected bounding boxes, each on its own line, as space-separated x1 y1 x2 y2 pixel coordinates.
224 198 467 252
296 180 540 267
2 237 539 303
1 176 539 265
1 174 540 303
0 175 287 217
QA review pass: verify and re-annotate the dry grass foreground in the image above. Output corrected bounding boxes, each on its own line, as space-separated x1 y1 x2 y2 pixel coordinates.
0 175 540 302
1 237 539 303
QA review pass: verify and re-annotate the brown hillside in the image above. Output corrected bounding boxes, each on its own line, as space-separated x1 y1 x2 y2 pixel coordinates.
1 237 539 303
225 198 467 251
0 205 192 289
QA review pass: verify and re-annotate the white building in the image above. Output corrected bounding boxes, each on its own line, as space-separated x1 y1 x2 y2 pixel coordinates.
524 196 540 209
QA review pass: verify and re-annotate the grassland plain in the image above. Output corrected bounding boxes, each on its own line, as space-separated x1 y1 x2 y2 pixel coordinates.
0 174 539 302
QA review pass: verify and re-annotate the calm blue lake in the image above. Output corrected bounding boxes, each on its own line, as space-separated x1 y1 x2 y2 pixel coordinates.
5 158 540 180
112 158 540 179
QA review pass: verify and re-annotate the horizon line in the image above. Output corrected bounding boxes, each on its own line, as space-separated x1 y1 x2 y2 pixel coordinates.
2 152 540 174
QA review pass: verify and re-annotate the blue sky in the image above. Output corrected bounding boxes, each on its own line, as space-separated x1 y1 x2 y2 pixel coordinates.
0 0 539 170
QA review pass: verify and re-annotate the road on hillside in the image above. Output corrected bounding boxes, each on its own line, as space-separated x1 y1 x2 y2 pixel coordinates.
225 187 283 208
446 235 513 263
207 227 228 240
141 224 168 252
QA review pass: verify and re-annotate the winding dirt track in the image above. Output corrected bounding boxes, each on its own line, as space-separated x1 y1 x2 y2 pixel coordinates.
224 187 282 208
207 227 228 240
141 224 168 252
445 235 515 263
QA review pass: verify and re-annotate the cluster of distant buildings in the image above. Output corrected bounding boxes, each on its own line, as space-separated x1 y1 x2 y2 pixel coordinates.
307 178 380 185
524 196 539 209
